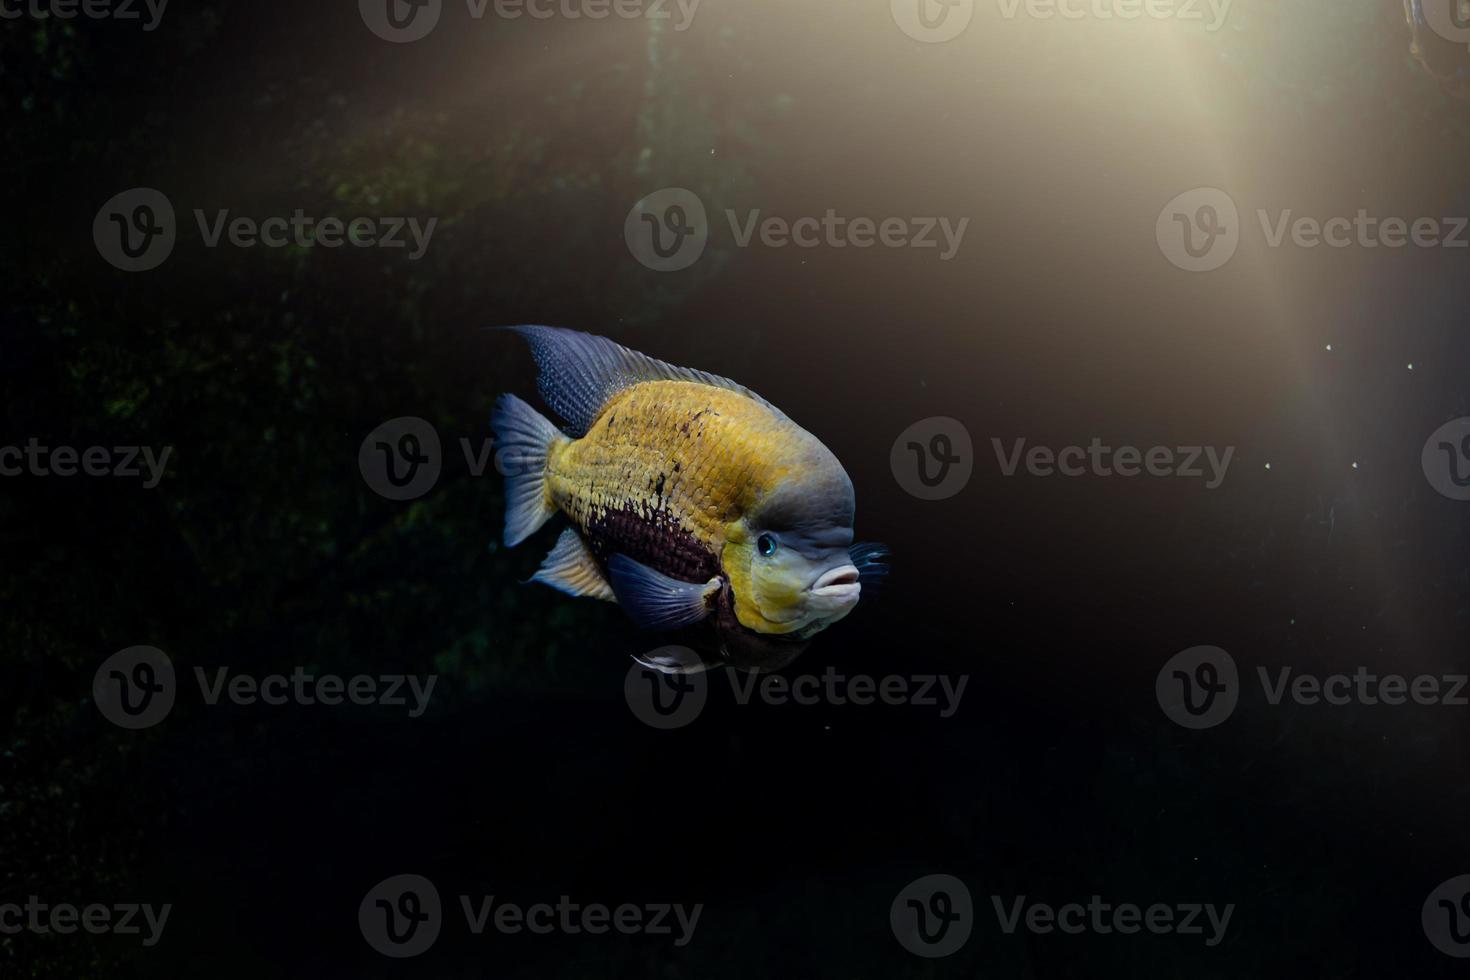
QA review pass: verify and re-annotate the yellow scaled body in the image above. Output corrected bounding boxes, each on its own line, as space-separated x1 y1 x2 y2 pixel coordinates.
549 381 784 544
548 380 828 632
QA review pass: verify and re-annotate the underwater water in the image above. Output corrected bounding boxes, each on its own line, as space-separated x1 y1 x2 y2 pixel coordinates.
3 0 1470 975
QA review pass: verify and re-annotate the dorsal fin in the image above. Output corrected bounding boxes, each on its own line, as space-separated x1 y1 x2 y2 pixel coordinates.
497 325 782 436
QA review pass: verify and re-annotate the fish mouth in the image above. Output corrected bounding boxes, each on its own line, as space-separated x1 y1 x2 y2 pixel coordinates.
809 564 861 601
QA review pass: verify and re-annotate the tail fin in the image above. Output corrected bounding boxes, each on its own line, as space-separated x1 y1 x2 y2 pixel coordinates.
490 393 566 547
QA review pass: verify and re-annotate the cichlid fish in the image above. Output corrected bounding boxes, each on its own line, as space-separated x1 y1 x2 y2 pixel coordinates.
490 326 887 641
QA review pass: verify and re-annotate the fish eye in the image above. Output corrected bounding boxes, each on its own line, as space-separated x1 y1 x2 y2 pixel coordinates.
756 533 778 557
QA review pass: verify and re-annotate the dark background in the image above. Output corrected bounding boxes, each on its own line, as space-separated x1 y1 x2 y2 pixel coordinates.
3 0 1470 975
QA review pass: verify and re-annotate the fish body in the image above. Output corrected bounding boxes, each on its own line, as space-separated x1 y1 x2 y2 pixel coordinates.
491 327 885 641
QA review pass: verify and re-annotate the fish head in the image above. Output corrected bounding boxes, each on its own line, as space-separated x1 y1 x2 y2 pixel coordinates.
723 450 870 638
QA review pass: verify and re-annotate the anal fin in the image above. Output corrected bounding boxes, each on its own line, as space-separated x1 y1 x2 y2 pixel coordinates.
530 528 616 601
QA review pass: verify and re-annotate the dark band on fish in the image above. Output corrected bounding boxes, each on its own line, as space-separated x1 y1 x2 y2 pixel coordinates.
585 503 722 586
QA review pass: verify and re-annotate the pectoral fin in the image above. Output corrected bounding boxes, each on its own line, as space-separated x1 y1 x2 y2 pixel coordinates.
607 554 721 631
530 527 615 601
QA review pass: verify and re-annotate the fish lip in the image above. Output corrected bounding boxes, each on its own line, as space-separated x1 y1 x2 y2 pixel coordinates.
810 564 861 599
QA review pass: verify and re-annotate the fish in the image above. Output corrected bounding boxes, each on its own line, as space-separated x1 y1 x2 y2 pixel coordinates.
1405 0 1470 99
490 326 887 645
